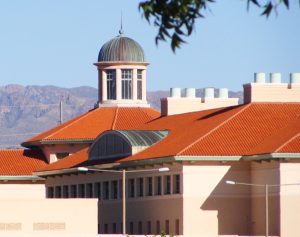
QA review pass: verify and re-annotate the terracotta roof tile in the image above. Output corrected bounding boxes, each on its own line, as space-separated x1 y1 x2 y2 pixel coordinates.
0 149 47 176
24 107 160 146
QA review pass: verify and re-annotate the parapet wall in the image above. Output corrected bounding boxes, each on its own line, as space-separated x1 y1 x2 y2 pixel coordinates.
161 87 239 116
244 73 300 103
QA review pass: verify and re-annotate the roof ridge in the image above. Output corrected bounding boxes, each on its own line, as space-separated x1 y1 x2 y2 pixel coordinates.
177 104 252 156
111 107 119 130
42 108 100 140
275 132 300 153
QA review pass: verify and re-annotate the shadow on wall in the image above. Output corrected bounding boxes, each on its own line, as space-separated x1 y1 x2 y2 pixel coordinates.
200 161 280 236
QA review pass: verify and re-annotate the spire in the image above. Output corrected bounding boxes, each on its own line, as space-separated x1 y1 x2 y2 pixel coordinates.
119 11 124 35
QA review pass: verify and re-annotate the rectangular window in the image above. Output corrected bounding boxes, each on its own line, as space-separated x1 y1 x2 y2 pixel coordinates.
164 176 171 195
147 177 153 196
111 180 118 199
106 69 116 100
138 177 144 197
104 224 108 234
121 69 132 99
55 186 62 198
47 187 54 198
86 183 93 198
112 223 117 234
155 176 162 195
129 222 134 235
156 220 160 235
147 221 151 234
78 184 85 198
103 181 109 200
173 174 180 194
165 220 170 234
128 179 135 198
71 185 77 198
175 219 180 235
138 221 143 234
63 185 69 198
94 182 101 199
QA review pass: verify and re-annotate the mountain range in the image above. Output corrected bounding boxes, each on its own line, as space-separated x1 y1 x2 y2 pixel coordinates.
0 85 243 148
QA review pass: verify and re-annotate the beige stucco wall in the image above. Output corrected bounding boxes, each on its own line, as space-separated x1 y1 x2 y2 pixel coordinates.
182 162 251 236
279 160 300 237
0 199 97 236
0 183 45 199
250 161 280 236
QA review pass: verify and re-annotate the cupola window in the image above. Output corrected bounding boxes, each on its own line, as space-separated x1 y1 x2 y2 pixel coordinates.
137 69 143 100
106 70 116 100
121 69 132 99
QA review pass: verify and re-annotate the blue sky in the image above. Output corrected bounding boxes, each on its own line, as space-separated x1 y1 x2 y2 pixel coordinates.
0 0 299 91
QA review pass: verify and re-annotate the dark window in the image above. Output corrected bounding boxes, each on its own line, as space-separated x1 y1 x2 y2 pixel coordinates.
70 185 77 198
174 174 180 194
175 219 180 235
121 69 132 99
87 183 93 198
47 187 54 198
147 177 153 196
103 181 109 200
156 220 160 235
147 221 151 234
164 176 171 195
94 182 101 199
155 176 162 195
55 186 61 198
63 185 69 198
138 221 143 234
78 184 85 198
129 222 134 234
129 179 135 198
106 69 116 100
112 223 117 234
56 152 69 160
104 224 108 234
165 220 170 234
111 180 118 199
138 178 144 197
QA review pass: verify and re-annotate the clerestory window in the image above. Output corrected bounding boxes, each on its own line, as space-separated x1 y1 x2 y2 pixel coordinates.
106 70 116 100
121 69 132 99
137 69 143 100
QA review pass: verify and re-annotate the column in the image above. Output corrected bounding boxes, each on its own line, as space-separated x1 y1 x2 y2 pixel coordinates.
142 69 147 101
101 70 107 102
116 68 122 100
133 68 138 101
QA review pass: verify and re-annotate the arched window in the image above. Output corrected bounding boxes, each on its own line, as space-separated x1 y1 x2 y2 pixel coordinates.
106 69 116 100
137 69 143 100
121 69 132 99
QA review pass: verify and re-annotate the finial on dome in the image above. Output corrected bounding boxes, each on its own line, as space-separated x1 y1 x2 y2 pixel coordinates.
119 11 124 35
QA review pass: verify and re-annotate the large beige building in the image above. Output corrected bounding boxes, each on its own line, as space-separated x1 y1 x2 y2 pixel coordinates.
1 31 300 237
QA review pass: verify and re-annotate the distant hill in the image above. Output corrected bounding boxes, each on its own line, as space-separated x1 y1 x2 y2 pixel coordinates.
0 85 243 148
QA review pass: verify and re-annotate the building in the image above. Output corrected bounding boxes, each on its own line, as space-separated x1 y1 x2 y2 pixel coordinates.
1 30 300 237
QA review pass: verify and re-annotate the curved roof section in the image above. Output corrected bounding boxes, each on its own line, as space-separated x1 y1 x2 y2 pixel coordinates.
114 130 168 147
98 35 145 62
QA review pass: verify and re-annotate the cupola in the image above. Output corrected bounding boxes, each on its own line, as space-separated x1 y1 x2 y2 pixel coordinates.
94 30 149 108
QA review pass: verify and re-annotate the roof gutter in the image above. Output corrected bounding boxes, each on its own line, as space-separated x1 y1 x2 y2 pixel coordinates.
0 175 44 181
34 162 121 177
22 139 94 148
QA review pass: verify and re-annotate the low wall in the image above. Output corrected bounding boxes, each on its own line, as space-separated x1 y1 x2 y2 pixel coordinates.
0 198 98 236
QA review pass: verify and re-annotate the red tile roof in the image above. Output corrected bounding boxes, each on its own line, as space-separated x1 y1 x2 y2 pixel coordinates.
0 149 47 176
23 107 160 147
37 103 300 172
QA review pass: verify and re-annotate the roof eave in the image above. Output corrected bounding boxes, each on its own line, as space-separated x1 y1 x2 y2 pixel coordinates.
0 175 45 181
22 139 94 148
